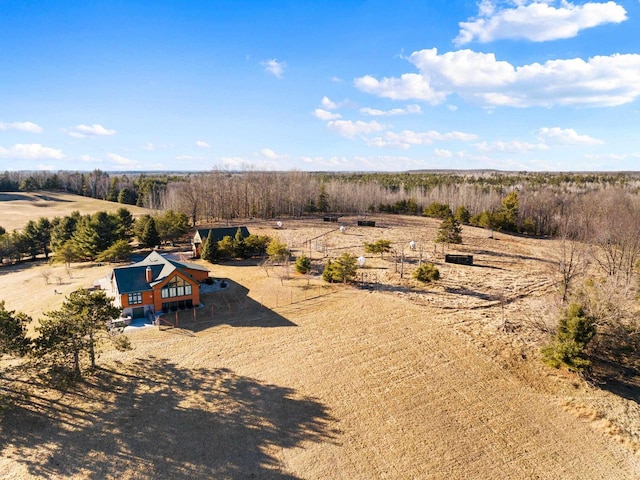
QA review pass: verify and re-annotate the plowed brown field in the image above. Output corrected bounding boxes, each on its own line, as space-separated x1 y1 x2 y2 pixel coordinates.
2 214 640 479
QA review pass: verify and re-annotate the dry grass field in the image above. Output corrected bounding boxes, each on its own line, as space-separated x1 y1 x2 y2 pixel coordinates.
2 210 640 478
0 191 151 231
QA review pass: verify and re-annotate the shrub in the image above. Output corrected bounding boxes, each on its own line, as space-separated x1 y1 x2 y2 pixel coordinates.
542 303 596 373
295 254 312 274
423 202 452 219
245 234 271 256
266 238 289 263
364 239 392 258
413 263 440 283
322 253 358 283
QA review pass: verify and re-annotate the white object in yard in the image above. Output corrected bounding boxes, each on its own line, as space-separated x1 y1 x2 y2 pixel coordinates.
340 226 346 234
277 221 283 228
357 256 366 267
409 240 416 250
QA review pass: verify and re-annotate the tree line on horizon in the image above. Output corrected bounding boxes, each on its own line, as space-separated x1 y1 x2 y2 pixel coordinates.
3 169 640 235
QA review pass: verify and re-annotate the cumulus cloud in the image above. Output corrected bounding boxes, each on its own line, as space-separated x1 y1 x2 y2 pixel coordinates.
367 129 478 149
0 143 64 159
359 104 422 116
261 148 287 160
355 73 447 104
261 59 286 78
107 153 138 168
355 48 640 108
0 121 43 133
70 124 116 138
434 148 453 158
321 96 339 110
313 108 342 120
455 1 627 46
196 140 210 148
327 120 385 138
536 127 603 145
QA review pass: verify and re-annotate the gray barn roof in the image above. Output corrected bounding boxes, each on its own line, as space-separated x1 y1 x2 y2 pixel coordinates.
193 226 250 245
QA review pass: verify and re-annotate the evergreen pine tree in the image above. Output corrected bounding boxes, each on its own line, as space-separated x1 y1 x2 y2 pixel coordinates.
200 231 218 263
140 217 160 248
233 228 247 258
542 303 596 373
435 215 463 245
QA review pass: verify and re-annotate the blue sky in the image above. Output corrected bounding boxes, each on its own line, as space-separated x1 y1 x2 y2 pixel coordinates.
1 0 639 172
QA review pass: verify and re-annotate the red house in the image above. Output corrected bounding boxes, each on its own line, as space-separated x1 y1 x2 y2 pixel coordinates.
109 251 209 318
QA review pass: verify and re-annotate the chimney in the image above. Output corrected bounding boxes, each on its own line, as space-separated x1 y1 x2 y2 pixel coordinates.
145 266 153 283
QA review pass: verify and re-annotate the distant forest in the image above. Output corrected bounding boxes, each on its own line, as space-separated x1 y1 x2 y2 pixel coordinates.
2 169 640 240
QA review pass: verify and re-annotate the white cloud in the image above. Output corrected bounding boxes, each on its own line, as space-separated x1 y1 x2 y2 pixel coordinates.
142 142 172 151
261 148 287 160
456 1 627 45
313 108 342 120
70 124 116 138
321 96 339 110
536 127 603 145
261 58 286 78
475 140 549 152
434 148 453 158
359 104 422 116
585 152 640 160
36 163 55 171
0 121 43 133
80 154 102 163
107 153 138 168
355 48 640 108
327 120 385 138
0 143 64 159
368 129 478 149
355 73 447 104
196 140 210 148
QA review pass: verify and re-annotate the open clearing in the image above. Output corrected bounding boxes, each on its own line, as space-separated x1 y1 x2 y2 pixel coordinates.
0 191 151 231
2 213 640 479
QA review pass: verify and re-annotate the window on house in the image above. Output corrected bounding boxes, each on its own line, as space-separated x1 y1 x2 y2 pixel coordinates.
161 275 192 299
128 292 143 305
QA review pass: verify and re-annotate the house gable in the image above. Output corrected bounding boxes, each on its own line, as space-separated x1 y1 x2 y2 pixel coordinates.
109 250 209 316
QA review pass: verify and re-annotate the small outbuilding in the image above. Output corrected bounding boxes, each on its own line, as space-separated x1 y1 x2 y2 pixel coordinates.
192 226 250 258
445 254 474 266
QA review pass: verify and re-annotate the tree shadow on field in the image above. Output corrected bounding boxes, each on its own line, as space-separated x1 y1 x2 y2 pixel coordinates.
159 279 298 332
590 354 640 403
0 358 339 479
